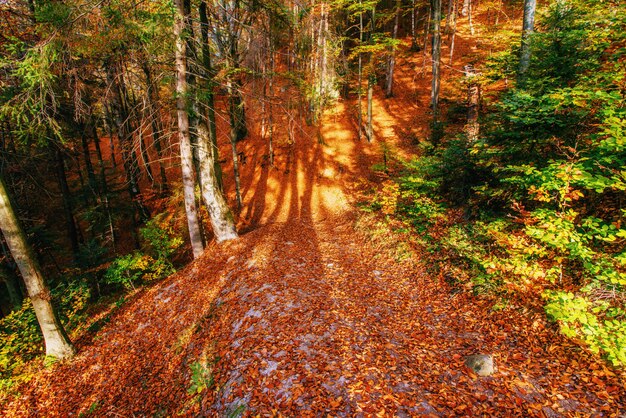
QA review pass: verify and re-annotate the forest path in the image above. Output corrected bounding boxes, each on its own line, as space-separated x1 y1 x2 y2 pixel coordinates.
5 90 625 417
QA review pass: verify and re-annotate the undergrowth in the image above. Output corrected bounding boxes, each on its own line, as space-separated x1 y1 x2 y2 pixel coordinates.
0 212 183 395
361 0 626 367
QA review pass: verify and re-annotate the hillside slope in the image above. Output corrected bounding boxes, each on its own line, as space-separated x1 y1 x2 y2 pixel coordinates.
3 86 626 416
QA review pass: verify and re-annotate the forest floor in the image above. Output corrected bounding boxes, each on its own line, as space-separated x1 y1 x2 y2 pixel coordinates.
4 13 626 418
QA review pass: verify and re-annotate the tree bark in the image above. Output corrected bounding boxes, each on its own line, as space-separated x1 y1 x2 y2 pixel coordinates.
518 0 536 85
196 121 238 242
174 0 205 259
0 263 23 312
141 64 168 193
199 1 223 188
52 145 81 259
431 0 442 116
464 65 480 143
0 176 75 359
385 0 401 98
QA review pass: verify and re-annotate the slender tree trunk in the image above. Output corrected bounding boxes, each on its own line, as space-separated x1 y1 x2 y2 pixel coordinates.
228 83 243 210
199 1 223 189
142 64 168 193
0 176 75 359
52 145 81 259
431 0 442 116
357 1 363 140
138 126 155 185
80 125 99 201
366 6 376 142
104 105 117 168
0 263 23 312
91 125 116 251
385 0 401 98
106 59 150 223
449 0 458 64
468 0 474 36
464 65 480 143
175 0 205 259
461 0 470 16
445 0 455 33
518 0 536 85
366 71 374 142
268 34 275 167
411 0 419 50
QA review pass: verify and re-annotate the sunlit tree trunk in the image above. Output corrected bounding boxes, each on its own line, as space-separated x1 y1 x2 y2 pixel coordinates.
174 0 205 259
518 0 536 85
385 0 401 98
196 121 238 242
449 0 458 64
199 1 223 189
0 176 75 359
461 0 470 16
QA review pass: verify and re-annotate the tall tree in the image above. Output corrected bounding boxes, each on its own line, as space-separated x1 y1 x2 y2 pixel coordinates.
0 176 75 359
431 0 442 116
174 0 205 259
518 0 537 84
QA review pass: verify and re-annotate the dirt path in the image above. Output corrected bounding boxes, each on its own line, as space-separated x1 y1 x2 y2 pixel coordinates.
4 89 625 417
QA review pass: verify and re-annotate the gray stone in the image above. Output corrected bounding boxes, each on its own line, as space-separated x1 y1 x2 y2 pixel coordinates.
465 354 496 376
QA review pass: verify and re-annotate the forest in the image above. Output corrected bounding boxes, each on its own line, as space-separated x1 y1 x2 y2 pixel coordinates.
0 0 625 415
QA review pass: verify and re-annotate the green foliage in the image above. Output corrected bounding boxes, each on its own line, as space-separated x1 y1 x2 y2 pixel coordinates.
367 0 626 368
465 0 626 366
0 279 91 391
545 291 626 366
103 215 182 290
188 360 216 395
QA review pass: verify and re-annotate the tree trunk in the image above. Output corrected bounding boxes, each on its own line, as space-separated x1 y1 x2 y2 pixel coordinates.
518 0 536 85
366 71 374 142
52 145 81 259
141 64 168 193
0 263 23 312
228 84 243 210
468 0 474 36
199 1 223 189
0 176 75 359
449 0 458 64
445 0 455 33
464 65 480 143
196 121 238 242
106 60 150 223
80 125 99 201
431 0 442 116
357 0 363 140
385 0 400 98
91 125 116 252
267 32 275 166
174 0 205 259
461 0 470 16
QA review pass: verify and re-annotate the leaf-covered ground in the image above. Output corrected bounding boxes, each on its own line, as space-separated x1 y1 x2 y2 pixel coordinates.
3 21 626 416
3 92 626 416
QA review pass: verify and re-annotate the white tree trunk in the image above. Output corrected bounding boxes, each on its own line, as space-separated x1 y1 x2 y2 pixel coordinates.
196 122 238 242
518 0 537 83
0 176 75 359
174 0 205 259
